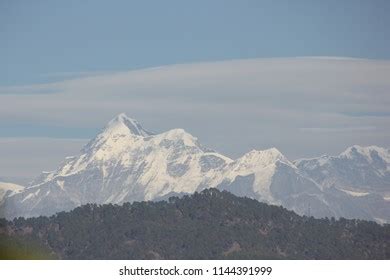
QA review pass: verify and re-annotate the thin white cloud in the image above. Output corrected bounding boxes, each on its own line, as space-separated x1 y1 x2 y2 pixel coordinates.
300 126 377 132
39 70 115 79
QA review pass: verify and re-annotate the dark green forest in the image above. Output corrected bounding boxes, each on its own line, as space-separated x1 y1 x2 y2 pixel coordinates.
1 189 389 259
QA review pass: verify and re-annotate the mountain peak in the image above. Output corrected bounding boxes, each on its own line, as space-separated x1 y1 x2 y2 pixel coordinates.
105 113 152 137
112 112 131 123
236 147 289 169
0 182 24 201
340 145 390 163
246 148 285 160
81 114 152 153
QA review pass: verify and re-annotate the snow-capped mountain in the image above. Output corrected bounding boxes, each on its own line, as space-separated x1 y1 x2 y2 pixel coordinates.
0 181 24 217
295 146 390 223
0 182 24 201
295 145 390 196
3 114 232 218
2 114 389 223
216 149 334 218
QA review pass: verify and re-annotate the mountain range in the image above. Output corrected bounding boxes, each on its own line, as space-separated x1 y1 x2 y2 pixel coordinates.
1 114 389 223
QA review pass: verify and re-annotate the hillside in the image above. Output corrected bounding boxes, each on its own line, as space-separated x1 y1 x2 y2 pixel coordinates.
1 189 389 260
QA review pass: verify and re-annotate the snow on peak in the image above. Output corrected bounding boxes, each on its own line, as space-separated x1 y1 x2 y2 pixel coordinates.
237 148 287 167
105 113 152 137
81 114 152 153
229 148 290 177
0 182 24 200
340 145 390 163
157 128 199 147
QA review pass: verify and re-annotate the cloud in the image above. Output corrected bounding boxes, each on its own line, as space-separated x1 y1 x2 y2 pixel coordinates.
39 70 113 79
2 57 390 123
300 126 377 132
1 57 390 179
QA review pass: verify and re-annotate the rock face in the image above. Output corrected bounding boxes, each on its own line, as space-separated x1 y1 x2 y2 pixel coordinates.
2 114 389 223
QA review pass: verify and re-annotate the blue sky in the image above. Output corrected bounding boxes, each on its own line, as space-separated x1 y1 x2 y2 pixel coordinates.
1 1 390 181
1 0 390 86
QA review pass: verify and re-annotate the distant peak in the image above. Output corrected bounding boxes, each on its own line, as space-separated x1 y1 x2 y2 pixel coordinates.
105 113 152 137
264 147 283 155
340 145 390 163
237 147 289 166
157 128 200 147
247 147 284 157
113 112 130 122
163 128 192 138
108 113 136 127
343 145 383 154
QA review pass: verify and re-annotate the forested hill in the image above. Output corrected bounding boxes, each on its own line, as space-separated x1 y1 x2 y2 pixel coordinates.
1 189 389 259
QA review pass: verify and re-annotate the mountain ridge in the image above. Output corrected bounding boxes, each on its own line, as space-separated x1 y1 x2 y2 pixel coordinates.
1 114 389 223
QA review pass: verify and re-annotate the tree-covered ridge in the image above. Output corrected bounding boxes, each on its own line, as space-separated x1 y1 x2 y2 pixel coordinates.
1 189 389 259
